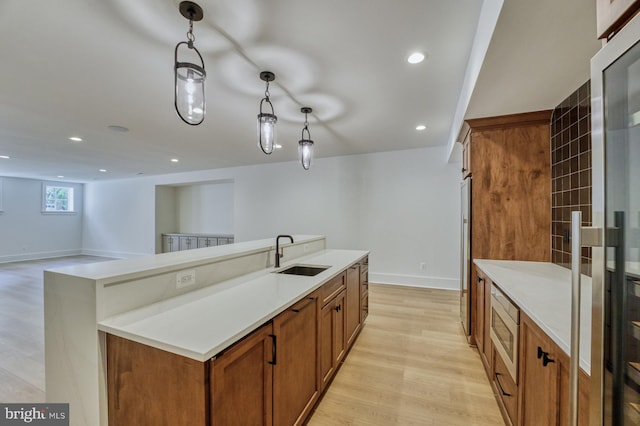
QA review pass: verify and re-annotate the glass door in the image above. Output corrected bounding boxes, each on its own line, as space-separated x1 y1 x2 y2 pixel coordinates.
601 34 640 426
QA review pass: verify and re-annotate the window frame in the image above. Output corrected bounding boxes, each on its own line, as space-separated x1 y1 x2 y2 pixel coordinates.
42 183 76 214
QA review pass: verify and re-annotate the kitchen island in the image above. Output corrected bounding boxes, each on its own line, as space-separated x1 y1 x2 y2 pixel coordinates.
43 235 368 426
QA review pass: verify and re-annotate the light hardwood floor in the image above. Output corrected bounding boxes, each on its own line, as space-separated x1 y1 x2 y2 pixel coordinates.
308 284 503 426
0 256 110 402
0 259 502 425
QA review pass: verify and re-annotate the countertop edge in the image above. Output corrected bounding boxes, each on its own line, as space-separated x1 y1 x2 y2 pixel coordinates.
98 249 369 362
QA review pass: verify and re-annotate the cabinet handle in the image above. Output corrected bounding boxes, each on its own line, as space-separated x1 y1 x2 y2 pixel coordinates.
335 304 342 312
494 372 512 397
292 297 315 313
268 334 277 365
537 346 555 367
477 276 484 283
462 167 467 173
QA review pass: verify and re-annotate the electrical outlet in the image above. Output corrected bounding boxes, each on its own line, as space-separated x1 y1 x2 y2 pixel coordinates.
176 270 196 289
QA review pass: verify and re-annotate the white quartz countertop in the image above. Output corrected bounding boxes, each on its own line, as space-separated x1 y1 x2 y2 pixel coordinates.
48 234 324 285
98 249 368 362
474 260 592 374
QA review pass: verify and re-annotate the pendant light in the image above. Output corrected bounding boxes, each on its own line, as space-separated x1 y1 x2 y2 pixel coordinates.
299 107 314 170
257 71 277 154
174 1 206 125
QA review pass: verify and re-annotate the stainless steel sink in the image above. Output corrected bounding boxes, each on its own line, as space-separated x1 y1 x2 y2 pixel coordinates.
276 265 329 277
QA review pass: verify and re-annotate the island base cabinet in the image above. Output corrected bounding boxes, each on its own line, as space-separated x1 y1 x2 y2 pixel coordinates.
210 322 274 426
319 289 346 389
345 264 361 347
107 334 208 426
273 294 320 426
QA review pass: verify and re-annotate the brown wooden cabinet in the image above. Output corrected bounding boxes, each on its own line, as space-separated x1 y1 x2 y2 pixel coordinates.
461 111 552 347
273 294 320 426
360 258 369 323
346 264 361 347
319 289 346 389
519 314 559 425
211 322 274 426
474 269 492 374
493 346 518 426
107 334 209 426
106 260 368 426
518 313 591 425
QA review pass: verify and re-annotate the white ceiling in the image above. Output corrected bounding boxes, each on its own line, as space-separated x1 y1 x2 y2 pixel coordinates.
0 0 601 182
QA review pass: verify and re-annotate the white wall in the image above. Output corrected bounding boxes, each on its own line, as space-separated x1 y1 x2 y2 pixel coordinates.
0 177 84 262
82 146 461 289
176 181 234 234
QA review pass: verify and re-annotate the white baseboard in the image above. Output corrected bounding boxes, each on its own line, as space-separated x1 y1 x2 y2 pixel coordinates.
80 249 147 259
0 249 83 264
369 272 459 291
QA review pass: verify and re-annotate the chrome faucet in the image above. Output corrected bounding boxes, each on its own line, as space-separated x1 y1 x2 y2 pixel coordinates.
275 235 294 267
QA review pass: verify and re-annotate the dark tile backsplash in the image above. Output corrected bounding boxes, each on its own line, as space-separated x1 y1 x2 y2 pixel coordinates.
551 80 592 275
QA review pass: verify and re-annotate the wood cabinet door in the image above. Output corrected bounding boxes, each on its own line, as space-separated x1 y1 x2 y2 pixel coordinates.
107 334 208 426
520 317 559 425
319 298 335 388
273 294 320 426
210 322 274 426
346 264 361 347
334 290 346 367
483 275 493 372
558 357 590 426
474 274 485 354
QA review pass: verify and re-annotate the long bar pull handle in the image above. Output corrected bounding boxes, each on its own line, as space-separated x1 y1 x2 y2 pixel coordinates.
268 334 277 365
569 211 582 426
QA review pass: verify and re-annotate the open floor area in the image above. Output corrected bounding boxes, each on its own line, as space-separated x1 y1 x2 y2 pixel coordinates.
0 257 501 425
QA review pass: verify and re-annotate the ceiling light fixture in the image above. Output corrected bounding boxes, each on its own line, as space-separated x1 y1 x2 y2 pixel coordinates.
416 125 427 131
0 155 9 159
407 52 425 64
171 158 180 163
257 71 277 154
69 136 83 142
174 1 206 126
99 169 107 173
57 175 64 179
298 107 314 170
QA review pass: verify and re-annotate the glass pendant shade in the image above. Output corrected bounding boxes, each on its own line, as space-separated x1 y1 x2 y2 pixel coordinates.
257 112 277 154
298 106 314 170
257 71 277 154
174 45 206 125
299 139 314 170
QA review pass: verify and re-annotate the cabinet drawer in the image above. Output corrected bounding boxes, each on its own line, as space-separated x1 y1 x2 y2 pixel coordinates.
493 348 518 425
320 273 346 307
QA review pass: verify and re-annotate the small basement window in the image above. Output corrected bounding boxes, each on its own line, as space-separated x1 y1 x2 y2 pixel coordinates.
43 184 75 213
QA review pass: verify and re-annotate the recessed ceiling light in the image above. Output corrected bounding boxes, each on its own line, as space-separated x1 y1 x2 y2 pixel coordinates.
416 125 427 131
57 175 64 178
171 158 179 163
108 125 129 133
407 52 425 64
69 136 83 142
99 169 107 173
274 144 283 149
0 155 9 159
